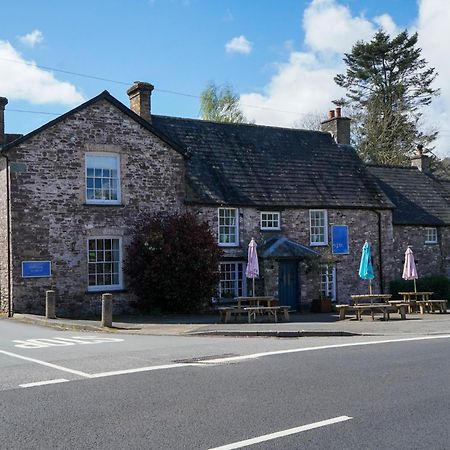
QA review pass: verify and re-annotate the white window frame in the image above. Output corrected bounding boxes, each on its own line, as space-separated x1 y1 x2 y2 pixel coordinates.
87 236 123 292
425 227 438 244
320 264 336 302
218 208 239 247
309 209 328 246
260 211 281 231
85 153 121 205
218 261 247 298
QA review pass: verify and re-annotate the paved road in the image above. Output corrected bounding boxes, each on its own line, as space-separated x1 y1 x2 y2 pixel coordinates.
1 319 450 449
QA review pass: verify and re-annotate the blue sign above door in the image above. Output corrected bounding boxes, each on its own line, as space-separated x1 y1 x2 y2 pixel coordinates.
22 261 52 278
332 225 349 255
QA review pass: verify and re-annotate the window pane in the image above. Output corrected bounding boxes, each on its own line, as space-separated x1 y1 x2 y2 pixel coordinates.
87 238 121 289
86 155 120 203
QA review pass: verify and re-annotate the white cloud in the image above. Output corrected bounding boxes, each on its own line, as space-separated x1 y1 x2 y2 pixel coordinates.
0 40 85 105
417 0 450 157
225 35 253 54
240 0 449 158
18 30 44 47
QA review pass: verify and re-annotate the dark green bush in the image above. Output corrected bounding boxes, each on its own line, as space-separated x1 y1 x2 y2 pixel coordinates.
389 275 450 301
124 212 223 313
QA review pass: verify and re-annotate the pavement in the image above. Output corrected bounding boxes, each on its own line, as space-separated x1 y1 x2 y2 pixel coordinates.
10 309 450 337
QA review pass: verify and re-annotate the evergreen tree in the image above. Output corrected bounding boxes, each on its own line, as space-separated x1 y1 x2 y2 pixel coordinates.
200 82 246 123
335 30 439 165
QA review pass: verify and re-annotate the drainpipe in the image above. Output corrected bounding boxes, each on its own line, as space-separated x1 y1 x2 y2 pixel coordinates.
375 210 384 293
1 153 12 316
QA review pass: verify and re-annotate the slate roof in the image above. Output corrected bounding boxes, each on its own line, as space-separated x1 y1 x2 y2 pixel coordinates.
1 91 186 156
261 237 320 259
151 115 393 209
367 165 450 225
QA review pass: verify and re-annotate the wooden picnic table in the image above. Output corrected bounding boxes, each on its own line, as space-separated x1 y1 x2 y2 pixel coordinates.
350 294 392 305
398 292 433 313
235 296 277 308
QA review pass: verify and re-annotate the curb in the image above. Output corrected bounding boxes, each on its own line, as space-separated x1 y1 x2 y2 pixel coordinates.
11 315 106 333
188 330 363 337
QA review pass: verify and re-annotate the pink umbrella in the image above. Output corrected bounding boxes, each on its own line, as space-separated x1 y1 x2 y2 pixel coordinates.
246 238 259 297
402 246 418 292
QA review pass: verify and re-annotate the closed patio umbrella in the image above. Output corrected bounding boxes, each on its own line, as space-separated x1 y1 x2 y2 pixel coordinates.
246 237 259 297
402 246 418 293
359 240 375 294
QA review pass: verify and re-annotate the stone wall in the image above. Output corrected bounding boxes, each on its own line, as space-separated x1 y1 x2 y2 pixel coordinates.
392 225 450 282
0 157 9 314
190 205 394 309
6 99 185 316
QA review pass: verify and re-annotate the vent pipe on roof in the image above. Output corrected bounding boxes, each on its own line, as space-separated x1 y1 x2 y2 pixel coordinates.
126 81 154 123
0 97 8 147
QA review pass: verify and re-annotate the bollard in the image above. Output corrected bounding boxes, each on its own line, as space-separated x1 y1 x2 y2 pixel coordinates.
101 293 113 328
45 290 56 319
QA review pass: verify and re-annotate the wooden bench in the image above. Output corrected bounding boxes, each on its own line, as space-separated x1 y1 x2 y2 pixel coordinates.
416 300 447 314
336 303 408 320
218 307 244 323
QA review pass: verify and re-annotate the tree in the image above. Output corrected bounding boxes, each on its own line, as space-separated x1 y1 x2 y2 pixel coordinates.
200 82 247 123
124 212 223 313
335 30 439 165
292 111 324 131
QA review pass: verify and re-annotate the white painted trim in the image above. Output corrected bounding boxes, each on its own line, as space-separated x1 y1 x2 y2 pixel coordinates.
209 416 353 450
86 236 123 292
218 207 239 247
309 209 328 246
218 261 247 298
425 227 438 244
85 152 121 205
260 211 281 230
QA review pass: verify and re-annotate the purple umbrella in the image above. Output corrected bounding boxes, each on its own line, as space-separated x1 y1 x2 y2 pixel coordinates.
246 237 259 297
402 246 418 292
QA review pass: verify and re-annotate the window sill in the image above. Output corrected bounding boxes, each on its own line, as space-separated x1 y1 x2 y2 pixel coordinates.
425 241 438 245
83 203 124 207
260 228 281 232
85 288 127 295
310 243 328 247
218 244 240 248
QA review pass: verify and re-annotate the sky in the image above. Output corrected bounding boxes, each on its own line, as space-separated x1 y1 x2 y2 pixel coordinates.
1 0 449 157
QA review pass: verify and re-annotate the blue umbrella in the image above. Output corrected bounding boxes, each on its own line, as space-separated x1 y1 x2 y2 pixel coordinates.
359 241 375 294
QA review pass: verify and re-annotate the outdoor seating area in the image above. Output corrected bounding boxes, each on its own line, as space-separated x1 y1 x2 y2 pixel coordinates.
218 297 292 323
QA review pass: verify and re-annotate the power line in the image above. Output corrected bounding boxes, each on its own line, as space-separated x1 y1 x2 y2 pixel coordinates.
0 56 311 117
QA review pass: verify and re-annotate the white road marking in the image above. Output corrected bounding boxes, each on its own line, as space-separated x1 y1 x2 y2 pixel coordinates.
19 379 69 388
13 336 124 349
0 350 92 378
89 363 191 378
197 334 450 365
209 415 353 449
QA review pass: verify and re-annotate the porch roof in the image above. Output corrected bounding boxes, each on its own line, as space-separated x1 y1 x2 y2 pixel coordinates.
260 237 320 259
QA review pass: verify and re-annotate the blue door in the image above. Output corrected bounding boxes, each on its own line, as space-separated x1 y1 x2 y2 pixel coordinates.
278 260 299 309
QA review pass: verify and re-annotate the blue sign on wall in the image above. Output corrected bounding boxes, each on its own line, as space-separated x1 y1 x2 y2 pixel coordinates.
22 261 52 278
332 225 349 255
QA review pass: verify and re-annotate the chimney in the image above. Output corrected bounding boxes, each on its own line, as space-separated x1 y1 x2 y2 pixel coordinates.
410 144 431 174
126 81 154 123
0 97 8 147
321 106 351 145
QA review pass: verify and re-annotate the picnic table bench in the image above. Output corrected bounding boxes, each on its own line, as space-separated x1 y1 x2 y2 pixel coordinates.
336 303 408 321
218 305 292 323
416 299 447 314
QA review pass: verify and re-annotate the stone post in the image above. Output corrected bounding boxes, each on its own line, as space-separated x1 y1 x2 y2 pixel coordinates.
45 290 56 319
101 293 113 328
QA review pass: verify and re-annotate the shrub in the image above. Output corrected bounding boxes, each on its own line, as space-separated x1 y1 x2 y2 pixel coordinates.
389 275 450 301
124 212 223 313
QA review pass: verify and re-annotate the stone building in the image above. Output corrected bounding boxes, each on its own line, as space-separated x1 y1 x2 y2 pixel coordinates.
0 83 449 317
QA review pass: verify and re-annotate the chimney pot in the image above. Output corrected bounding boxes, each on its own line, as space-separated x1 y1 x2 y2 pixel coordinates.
328 110 335 119
335 106 342 118
126 81 154 123
417 144 424 156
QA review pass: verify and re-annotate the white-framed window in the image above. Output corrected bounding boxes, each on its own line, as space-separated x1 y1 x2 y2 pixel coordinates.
320 264 336 301
85 153 121 204
260 211 281 230
219 262 246 298
87 237 123 291
425 227 438 244
310 209 328 246
218 208 239 246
